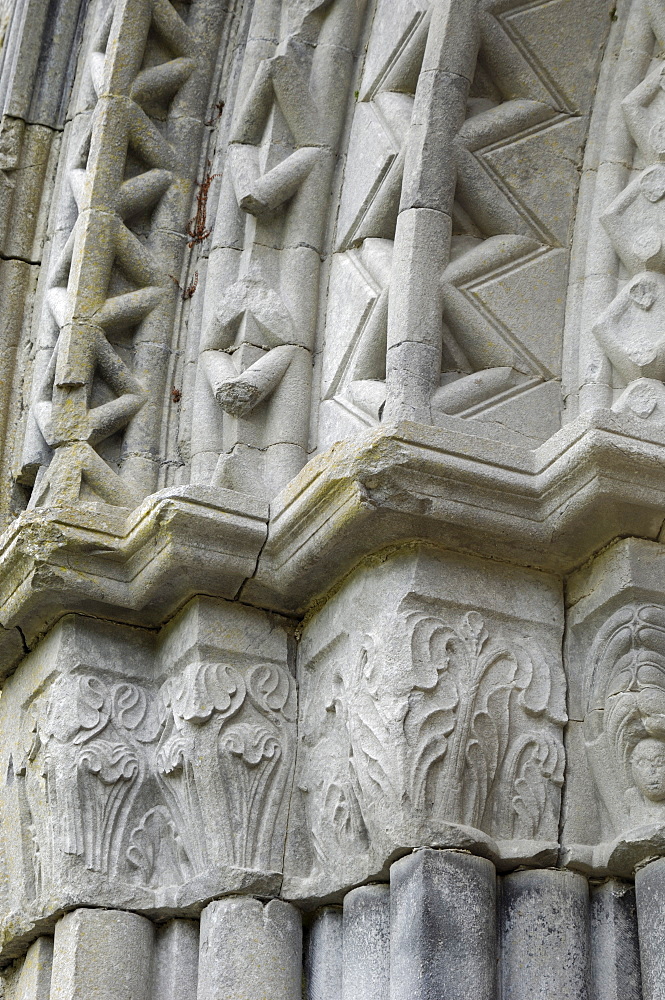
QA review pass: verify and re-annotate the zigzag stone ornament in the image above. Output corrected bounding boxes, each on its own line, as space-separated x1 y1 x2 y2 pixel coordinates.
21 0 212 509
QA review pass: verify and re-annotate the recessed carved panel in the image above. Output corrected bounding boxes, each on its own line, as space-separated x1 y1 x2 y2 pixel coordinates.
317 0 612 452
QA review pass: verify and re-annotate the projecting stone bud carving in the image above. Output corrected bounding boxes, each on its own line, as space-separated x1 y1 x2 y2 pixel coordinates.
592 273 665 384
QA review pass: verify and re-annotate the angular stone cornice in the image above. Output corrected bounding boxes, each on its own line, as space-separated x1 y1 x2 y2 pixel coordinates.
2 410 665 675
244 410 665 613
0 485 268 677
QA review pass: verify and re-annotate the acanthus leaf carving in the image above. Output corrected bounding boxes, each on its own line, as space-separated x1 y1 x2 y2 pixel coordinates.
156 655 295 873
34 673 153 876
505 734 564 840
299 600 566 882
18 629 296 897
127 805 192 888
167 661 246 726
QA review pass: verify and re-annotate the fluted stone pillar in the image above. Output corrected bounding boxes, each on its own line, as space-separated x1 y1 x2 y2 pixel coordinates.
390 850 496 1000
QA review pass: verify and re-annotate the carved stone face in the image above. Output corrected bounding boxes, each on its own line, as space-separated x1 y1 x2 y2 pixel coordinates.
631 738 665 802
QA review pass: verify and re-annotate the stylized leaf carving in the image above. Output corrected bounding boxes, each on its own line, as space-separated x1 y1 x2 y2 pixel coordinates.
171 661 246 725
217 723 285 868
246 663 296 719
127 805 191 887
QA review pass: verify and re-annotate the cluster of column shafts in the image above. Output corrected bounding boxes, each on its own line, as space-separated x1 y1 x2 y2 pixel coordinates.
11 850 664 999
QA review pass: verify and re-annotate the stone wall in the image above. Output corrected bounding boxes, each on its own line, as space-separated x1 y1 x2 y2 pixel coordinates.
0 0 665 996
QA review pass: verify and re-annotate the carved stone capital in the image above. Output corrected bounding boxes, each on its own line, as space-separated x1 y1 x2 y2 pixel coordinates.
0 597 295 961
563 538 665 876
283 544 565 899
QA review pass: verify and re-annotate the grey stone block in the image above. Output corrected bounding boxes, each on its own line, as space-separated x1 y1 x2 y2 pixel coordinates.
636 857 665 1000
11 936 53 1000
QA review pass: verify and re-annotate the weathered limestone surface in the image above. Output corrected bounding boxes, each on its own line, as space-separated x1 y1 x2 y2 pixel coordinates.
391 850 496 1000
285 546 565 898
305 907 343 1000
342 885 390 1000
197 898 302 1000
590 881 642 1000
500 869 589 1000
2 0 665 998
0 596 295 949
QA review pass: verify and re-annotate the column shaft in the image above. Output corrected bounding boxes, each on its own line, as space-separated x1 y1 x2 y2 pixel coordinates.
343 884 390 1000
197 897 301 1000
590 881 641 1000
390 849 496 1000
636 857 665 1000
49 908 154 1000
500 869 589 1000
154 919 199 1000
306 907 343 1000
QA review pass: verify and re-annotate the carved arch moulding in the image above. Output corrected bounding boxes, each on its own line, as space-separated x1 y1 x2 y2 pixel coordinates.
0 0 636 522
0 0 659 644
0 0 663 723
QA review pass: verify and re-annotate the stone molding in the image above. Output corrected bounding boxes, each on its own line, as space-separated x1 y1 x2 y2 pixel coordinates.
246 411 665 612
0 485 268 676
2 408 665 674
